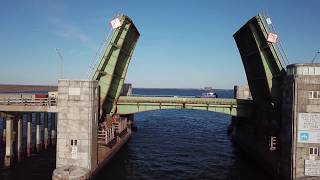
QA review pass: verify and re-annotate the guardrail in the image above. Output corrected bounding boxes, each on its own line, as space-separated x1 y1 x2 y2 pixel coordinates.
132 94 197 98
98 127 115 145
0 98 57 106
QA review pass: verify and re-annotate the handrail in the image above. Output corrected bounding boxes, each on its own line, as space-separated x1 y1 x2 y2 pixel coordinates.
132 94 196 98
0 97 57 106
98 127 115 144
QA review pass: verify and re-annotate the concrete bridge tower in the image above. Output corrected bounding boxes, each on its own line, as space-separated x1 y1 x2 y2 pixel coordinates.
53 14 140 179
233 13 320 179
281 64 320 179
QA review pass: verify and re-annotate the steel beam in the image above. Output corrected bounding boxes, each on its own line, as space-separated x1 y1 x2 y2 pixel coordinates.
91 14 140 120
116 96 253 118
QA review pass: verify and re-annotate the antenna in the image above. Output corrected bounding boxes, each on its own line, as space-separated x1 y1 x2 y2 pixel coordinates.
311 50 320 63
55 48 64 79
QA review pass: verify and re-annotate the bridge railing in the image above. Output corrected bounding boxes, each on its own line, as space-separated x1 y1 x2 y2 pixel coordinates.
98 127 115 145
0 97 57 106
132 94 197 98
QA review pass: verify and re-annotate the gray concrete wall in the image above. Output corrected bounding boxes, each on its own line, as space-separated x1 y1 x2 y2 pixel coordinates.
56 80 99 171
280 64 320 179
121 83 132 96
234 85 252 100
232 64 320 180
289 76 320 179
231 99 280 179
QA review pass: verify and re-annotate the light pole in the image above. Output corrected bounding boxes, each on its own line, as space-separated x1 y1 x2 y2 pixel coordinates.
55 48 64 79
311 50 320 63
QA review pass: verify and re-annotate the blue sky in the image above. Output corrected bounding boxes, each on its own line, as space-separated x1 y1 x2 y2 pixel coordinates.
0 0 319 88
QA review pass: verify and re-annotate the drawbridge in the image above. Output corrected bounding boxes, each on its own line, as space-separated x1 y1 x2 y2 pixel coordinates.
89 14 254 119
91 14 140 121
233 13 286 110
0 14 286 120
90 13 286 119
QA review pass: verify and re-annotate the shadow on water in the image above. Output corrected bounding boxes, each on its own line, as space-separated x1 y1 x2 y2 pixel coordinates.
0 113 56 180
0 147 56 180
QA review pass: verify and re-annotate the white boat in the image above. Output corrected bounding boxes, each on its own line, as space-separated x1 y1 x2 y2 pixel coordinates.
200 91 218 98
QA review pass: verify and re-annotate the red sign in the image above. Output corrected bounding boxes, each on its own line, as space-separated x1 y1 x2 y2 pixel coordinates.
267 32 278 43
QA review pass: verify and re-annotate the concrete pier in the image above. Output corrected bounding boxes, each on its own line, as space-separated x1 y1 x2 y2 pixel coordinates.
53 80 99 179
4 114 13 167
234 85 252 100
2 118 6 145
35 112 41 153
27 113 32 157
51 113 56 145
52 166 90 180
44 113 49 149
17 114 22 161
13 116 16 144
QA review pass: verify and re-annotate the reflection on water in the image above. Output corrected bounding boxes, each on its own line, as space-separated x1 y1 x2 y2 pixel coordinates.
0 113 56 180
95 89 271 180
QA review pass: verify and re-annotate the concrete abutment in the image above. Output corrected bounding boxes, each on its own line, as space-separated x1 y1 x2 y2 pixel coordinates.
231 64 320 179
53 79 99 179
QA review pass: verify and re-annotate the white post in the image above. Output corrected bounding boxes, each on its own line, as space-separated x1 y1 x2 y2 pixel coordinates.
4 114 13 167
44 113 49 149
17 114 22 161
51 113 56 145
27 113 32 157
2 117 5 145
36 113 41 153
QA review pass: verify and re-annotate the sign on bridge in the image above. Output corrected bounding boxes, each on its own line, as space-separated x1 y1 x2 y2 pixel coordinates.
298 113 320 144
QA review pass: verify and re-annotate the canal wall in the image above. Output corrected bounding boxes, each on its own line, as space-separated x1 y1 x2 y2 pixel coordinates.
53 79 134 179
54 80 99 179
281 64 320 179
231 64 320 180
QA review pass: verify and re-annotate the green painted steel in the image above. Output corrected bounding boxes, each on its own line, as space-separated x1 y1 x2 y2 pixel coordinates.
116 96 253 117
233 14 286 109
91 15 140 119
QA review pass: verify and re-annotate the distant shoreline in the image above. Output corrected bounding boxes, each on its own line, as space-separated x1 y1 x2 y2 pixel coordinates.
0 84 233 93
134 87 233 90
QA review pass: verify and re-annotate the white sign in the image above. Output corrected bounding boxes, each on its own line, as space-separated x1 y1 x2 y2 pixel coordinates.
298 113 320 144
266 18 272 25
71 146 78 159
305 160 320 176
69 87 80 96
298 113 320 130
110 18 122 29
267 32 278 43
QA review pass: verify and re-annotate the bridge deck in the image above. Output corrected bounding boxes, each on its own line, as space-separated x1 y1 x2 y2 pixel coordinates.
117 96 253 117
0 98 57 112
0 96 253 117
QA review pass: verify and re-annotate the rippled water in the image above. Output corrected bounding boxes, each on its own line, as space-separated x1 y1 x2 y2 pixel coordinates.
0 89 271 180
95 89 270 180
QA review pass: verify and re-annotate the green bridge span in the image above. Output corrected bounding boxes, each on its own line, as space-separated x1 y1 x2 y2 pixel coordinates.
116 96 253 118
89 13 278 122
